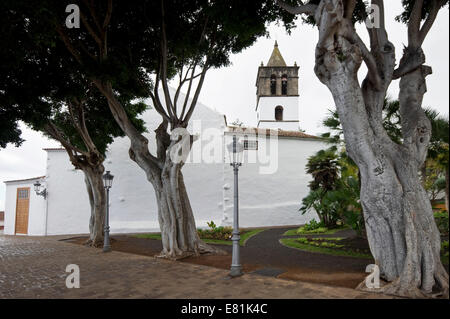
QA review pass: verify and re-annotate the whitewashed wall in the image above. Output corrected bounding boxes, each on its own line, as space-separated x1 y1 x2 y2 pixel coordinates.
45 150 91 235
4 178 47 235
257 96 299 131
5 88 324 236
222 133 324 228
45 95 226 235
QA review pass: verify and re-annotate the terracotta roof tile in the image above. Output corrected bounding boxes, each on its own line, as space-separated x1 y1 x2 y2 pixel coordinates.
43 148 65 151
227 126 319 139
4 176 45 184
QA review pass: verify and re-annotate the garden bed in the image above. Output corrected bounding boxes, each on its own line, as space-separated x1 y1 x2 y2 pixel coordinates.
280 236 372 259
283 225 349 236
133 228 264 246
281 233 449 265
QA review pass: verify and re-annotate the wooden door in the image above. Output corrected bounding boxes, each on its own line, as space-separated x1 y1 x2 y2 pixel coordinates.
15 187 30 234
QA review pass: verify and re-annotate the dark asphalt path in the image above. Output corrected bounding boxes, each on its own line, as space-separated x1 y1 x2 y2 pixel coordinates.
65 226 373 278
238 227 372 273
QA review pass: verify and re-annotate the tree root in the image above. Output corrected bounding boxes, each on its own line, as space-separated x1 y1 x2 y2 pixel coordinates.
155 241 227 260
84 238 104 248
155 250 196 261
356 277 449 299
197 241 227 256
84 239 93 246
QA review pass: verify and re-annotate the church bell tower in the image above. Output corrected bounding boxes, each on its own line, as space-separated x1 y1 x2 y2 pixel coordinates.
256 41 299 131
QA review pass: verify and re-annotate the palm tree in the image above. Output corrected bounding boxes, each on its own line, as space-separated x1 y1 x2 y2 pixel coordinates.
322 102 449 211
425 108 449 211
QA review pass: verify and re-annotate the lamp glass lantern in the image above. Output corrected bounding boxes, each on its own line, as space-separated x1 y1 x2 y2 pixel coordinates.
103 171 114 188
102 170 114 253
33 181 42 193
227 136 244 165
33 180 47 198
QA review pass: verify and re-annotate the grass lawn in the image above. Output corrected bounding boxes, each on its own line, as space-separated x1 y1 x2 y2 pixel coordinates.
133 228 265 247
283 225 349 236
280 237 372 259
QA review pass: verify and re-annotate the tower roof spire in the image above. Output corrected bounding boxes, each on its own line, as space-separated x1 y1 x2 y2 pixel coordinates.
267 41 286 67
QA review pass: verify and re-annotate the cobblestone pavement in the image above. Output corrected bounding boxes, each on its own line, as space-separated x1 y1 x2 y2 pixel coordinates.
0 235 392 299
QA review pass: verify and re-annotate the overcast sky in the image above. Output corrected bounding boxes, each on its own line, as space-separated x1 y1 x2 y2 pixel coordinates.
0 1 448 210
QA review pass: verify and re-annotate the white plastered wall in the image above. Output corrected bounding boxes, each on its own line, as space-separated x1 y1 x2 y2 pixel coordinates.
222 133 324 228
257 96 299 131
45 94 226 235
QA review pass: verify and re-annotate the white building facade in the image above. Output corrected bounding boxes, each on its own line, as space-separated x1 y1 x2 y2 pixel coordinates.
3 106 325 235
256 42 300 131
3 43 326 236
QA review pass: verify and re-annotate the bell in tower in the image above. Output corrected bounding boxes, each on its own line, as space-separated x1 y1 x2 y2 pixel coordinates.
255 41 300 131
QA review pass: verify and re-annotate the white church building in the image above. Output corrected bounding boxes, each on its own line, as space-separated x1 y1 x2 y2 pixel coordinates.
3 43 326 236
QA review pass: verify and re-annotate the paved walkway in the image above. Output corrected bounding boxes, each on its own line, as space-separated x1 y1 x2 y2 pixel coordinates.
243 227 369 271
0 235 391 299
170 227 372 288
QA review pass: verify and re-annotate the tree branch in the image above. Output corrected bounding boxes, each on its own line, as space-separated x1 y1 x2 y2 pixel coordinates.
103 0 113 30
82 0 103 34
408 0 424 47
345 0 357 19
174 64 194 112
181 61 209 126
418 0 446 47
180 63 199 120
93 79 162 168
276 0 318 15
149 90 171 122
80 11 102 47
345 28 383 90
55 25 83 65
159 0 177 123
68 99 100 155
44 121 86 159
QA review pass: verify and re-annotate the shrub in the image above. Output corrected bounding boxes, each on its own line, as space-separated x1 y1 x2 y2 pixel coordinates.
442 240 449 251
296 220 330 234
434 211 449 236
441 240 449 264
207 221 217 229
303 219 324 231
197 221 233 240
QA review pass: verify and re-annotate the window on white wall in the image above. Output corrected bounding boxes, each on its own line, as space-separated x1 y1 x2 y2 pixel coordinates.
270 75 276 95
18 189 29 199
281 75 288 95
275 105 283 121
244 139 258 150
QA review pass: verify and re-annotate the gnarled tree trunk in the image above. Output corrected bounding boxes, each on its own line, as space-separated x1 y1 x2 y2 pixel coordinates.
153 158 210 258
290 0 449 298
44 105 107 249
98 83 220 259
82 164 106 247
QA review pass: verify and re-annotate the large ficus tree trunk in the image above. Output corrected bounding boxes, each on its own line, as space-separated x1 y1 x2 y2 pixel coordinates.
278 0 448 298
82 164 106 247
95 80 219 258
44 99 107 247
55 0 224 259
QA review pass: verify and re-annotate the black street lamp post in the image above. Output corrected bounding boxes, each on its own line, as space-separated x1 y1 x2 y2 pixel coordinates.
102 170 114 253
227 135 244 277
